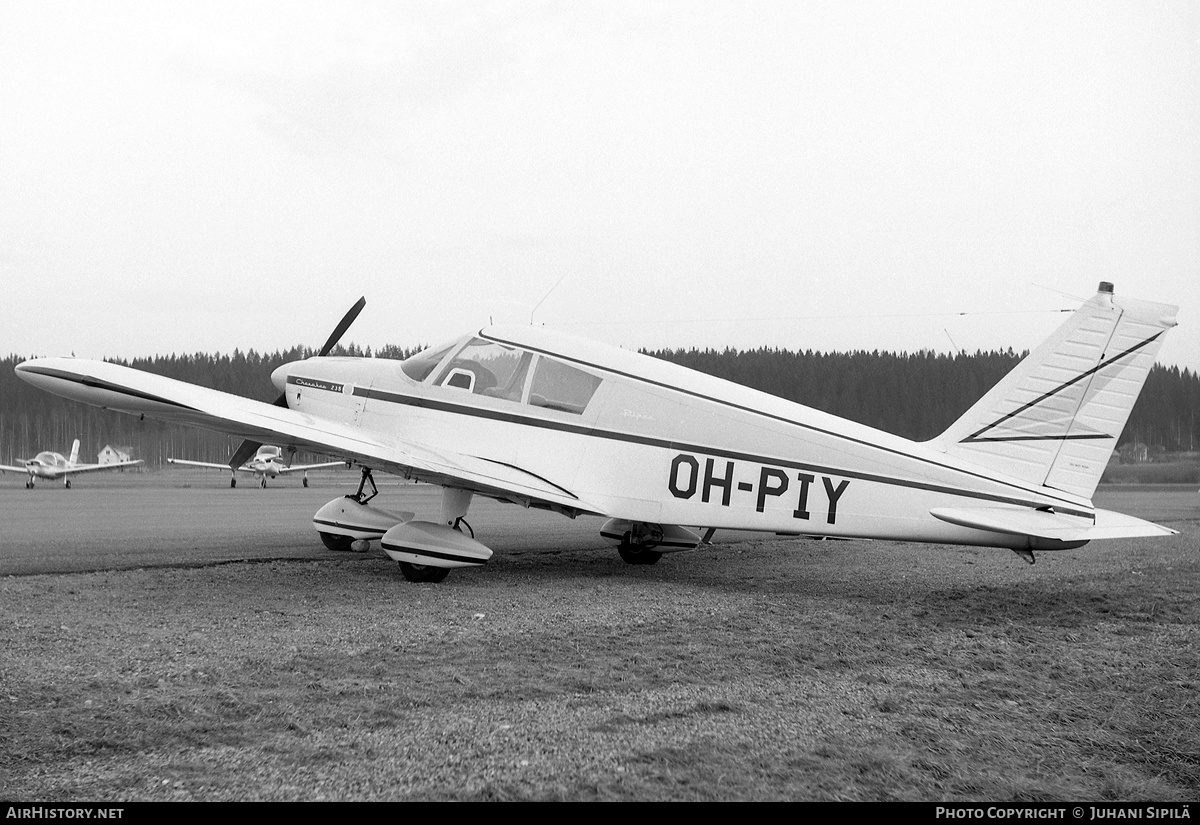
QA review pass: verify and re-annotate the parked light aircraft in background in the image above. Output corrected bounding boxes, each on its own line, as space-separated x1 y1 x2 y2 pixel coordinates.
168 445 344 488
0 439 143 488
14 283 1179 582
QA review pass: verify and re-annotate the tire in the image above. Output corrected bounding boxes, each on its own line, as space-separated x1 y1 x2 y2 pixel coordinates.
319 531 354 552
64 479 72 489
617 536 662 566
230 478 237 488
302 477 309 488
398 562 451 583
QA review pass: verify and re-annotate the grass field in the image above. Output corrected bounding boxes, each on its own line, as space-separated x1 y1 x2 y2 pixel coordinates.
1 484 1197 801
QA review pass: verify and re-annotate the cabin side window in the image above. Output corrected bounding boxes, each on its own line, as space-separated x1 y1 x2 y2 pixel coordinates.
528 357 601 415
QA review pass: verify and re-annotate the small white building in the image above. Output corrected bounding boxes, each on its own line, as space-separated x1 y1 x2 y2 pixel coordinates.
98 445 134 465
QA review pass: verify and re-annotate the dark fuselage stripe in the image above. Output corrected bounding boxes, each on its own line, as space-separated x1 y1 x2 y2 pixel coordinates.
349 385 1093 518
476 331 1088 510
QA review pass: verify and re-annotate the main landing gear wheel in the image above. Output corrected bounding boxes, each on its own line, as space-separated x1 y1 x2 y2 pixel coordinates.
617 534 662 566
64 479 71 489
394 514 470 583
398 562 450 583
303 477 309 488
230 478 237 488
319 531 354 552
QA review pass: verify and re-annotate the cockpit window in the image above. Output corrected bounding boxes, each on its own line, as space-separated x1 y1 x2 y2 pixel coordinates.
435 338 532 402
400 341 458 382
529 357 601 415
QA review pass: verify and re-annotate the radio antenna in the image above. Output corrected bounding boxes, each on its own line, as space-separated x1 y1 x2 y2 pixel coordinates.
530 274 567 325
944 329 963 356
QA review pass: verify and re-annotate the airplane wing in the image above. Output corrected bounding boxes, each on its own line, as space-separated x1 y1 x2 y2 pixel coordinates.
167 458 253 471
17 358 600 516
0 464 32 474
276 461 346 474
59 460 145 476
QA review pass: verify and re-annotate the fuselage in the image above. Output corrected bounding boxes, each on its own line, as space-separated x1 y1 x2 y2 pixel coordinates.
273 325 1095 549
245 446 286 477
24 452 71 479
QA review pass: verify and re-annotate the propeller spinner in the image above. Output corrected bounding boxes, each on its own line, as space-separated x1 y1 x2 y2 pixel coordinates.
229 296 366 470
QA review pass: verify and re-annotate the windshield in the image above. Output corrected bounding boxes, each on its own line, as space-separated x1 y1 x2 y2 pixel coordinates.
399 340 460 382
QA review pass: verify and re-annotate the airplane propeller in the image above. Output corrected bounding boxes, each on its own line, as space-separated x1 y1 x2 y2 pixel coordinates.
316 295 367 361
228 296 366 470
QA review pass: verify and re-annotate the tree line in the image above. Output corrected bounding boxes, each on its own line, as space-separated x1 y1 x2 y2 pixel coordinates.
1 345 1196 467
0 344 414 467
645 347 1199 453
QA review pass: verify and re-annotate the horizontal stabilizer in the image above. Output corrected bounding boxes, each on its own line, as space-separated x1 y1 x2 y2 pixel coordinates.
930 506 1177 541
1090 507 1181 540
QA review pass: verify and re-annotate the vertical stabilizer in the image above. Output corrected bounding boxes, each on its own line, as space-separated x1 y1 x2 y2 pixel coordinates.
69 439 80 466
930 283 1178 499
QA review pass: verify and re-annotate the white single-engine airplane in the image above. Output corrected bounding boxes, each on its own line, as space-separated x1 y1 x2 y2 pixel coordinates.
14 283 1179 582
0 439 143 488
168 444 344 488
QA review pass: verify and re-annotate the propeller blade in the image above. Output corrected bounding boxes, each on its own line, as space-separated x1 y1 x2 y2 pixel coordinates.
317 296 366 358
230 297 365 467
229 439 261 471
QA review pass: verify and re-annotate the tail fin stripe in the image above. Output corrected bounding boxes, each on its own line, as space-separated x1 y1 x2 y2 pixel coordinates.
962 329 1163 443
966 433 1112 443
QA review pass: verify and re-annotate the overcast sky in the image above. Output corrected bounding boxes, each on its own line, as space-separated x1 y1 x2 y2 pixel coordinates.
2 0 1197 371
